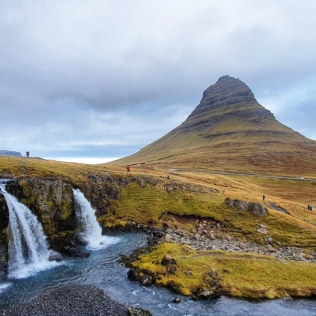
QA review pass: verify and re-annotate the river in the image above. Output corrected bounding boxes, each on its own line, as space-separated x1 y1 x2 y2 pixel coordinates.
0 233 315 315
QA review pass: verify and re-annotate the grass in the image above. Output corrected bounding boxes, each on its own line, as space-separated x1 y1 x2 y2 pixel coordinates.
133 243 316 298
2 155 316 298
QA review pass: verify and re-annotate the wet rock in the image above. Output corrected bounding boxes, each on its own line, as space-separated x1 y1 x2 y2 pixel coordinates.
74 233 90 246
195 288 214 299
127 268 141 281
139 274 153 286
61 246 90 258
48 250 63 262
128 306 153 316
173 297 181 303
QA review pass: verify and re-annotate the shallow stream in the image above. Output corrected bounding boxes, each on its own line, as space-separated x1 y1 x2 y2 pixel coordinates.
0 233 315 315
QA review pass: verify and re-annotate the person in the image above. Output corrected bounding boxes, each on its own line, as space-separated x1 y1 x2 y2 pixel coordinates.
263 195 265 201
26 151 30 157
127 165 130 174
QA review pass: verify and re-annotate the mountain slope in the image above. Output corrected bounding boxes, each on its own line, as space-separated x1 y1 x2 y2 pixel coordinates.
111 76 316 176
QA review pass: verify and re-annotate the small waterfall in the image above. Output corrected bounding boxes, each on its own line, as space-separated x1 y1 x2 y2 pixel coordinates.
0 183 60 279
73 189 119 250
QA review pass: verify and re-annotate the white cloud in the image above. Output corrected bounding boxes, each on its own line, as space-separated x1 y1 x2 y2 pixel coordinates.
1 0 316 159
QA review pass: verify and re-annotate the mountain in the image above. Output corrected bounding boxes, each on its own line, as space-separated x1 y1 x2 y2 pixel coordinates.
111 76 316 176
0 150 22 157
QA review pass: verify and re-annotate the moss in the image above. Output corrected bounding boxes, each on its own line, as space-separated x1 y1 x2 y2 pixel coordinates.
132 243 316 299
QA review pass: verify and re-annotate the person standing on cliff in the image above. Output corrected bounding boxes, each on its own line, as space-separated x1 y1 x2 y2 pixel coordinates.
26 151 30 157
263 195 265 201
127 165 130 174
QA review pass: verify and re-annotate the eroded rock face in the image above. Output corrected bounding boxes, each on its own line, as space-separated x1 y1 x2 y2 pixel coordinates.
0 193 9 261
5 178 76 250
225 198 267 217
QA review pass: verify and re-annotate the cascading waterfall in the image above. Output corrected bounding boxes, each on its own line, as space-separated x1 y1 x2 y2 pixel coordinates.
73 189 119 250
0 183 60 279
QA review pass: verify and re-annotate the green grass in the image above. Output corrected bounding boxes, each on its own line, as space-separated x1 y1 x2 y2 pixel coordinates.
133 243 316 298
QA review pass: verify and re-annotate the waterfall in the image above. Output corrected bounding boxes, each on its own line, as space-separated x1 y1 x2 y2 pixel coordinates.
73 189 119 250
0 183 60 279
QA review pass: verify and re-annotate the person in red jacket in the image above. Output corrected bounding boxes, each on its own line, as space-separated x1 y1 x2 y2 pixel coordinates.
127 165 130 174
26 151 30 157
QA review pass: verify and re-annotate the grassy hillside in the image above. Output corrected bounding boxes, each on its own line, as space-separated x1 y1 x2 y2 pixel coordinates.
109 76 316 176
2 156 316 298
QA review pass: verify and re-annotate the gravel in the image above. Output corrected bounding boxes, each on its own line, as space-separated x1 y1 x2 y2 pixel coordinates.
0 284 129 316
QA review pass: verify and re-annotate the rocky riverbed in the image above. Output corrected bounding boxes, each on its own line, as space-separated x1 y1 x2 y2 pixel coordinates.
0 284 129 316
159 219 316 263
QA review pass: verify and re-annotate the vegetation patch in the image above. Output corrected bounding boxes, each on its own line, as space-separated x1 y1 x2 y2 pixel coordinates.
132 243 316 299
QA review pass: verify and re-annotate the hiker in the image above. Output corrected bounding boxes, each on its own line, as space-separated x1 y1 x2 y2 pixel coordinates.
26 151 30 157
263 195 265 201
127 165 130 174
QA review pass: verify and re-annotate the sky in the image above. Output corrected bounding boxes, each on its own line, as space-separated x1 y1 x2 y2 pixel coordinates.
1 0 316 164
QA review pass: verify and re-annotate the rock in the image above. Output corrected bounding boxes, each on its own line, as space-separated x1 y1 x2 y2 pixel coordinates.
207 232 216 240
166 264 178 274
139 274 152 286
173 297 181 303
128 306 153 316
48 250 63 262
74 233 90 246
165 185 174 193
127 268 141 281
163 222 169 229
161 254 177 265
252 203 267 217
264 236 273 244
61 246 90 258
139 178 146 188
196 288 214 299
225 198 267 216
257 227 267 234
164 234 173 242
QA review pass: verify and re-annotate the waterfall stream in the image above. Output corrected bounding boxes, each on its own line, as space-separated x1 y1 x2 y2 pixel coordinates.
72 189 119 250
0 183 61 279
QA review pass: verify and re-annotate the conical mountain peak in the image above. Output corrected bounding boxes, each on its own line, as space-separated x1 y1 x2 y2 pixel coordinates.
188 75 274 121
112 76 316 175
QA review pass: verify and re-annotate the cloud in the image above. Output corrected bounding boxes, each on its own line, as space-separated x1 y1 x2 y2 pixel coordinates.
1 0 316 159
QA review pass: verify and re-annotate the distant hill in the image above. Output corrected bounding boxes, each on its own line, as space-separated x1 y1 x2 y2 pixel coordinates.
0 150 22 157
111 76 316 176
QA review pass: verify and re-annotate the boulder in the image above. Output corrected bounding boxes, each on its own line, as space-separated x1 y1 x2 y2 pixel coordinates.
48 250 63 262
74 233 90 247
139 178 146 188
161 254 177 265
252 203 267 217
196 288 214 299
225 198 267 217
61 246 90 258
139 274 153 286
127 268 141 281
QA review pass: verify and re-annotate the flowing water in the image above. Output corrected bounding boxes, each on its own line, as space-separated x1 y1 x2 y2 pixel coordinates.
0 184 62 279
0 183 315 315
73 188 120 250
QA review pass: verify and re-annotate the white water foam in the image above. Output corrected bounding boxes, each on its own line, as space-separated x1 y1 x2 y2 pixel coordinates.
0 184 63 279
73 189 119 250
0 283 11 294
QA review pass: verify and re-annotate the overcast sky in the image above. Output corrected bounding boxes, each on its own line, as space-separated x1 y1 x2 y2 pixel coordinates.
1 0 316 163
